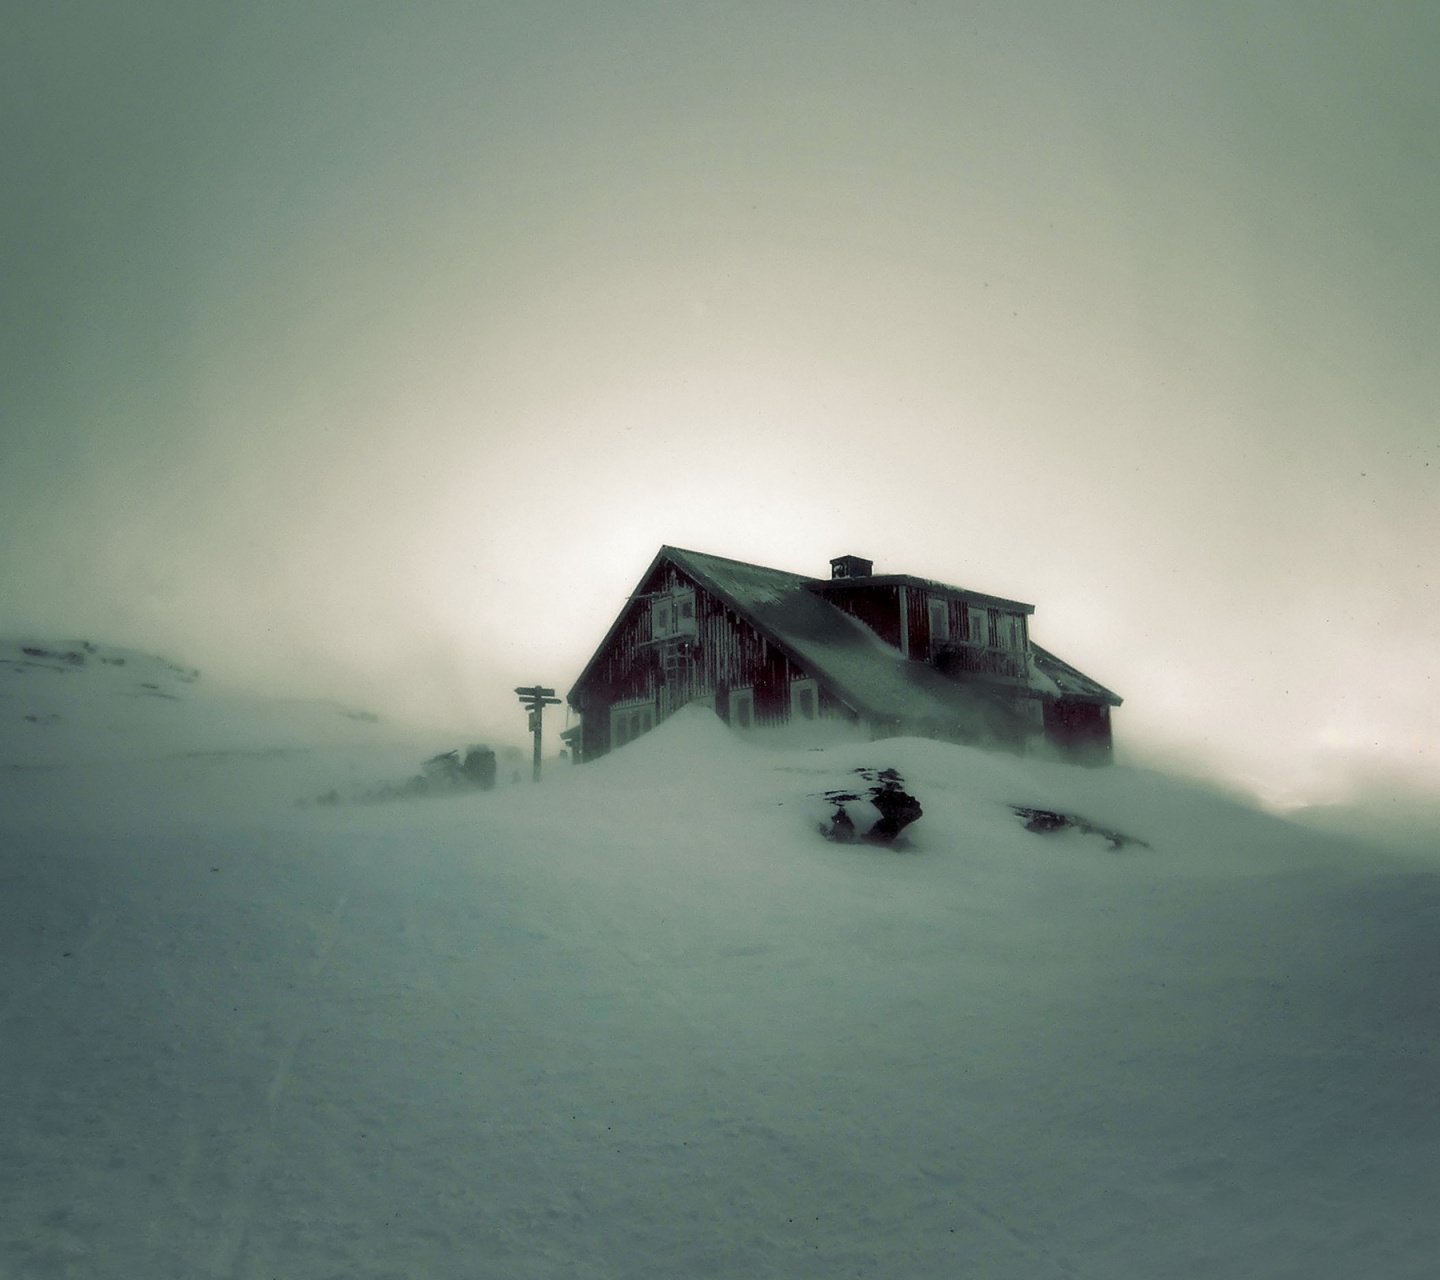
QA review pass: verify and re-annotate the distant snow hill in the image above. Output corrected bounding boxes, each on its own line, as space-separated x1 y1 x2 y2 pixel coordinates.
0 635 456 821
3 643 1439 1277
2 635 199 697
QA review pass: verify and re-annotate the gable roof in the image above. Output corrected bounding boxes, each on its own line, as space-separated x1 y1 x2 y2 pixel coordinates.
569 546 1121 726
1029 643 1123 705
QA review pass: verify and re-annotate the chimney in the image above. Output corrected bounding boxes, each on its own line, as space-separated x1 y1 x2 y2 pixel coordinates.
830 555 874 580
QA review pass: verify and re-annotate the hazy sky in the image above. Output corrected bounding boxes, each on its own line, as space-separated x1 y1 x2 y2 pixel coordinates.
3 2 1437 807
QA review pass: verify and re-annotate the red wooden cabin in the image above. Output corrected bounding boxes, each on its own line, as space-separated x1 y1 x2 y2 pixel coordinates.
567 546 1121 763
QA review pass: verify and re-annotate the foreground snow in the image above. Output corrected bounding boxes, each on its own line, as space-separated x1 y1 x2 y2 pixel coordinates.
2 646 1438 1277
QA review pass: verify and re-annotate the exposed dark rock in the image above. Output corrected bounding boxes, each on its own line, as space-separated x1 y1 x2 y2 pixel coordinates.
1015 807 1072 835
308 742 500 806
820 767 923 847
422 749 465 783
21 646 85 665
823 803 858 842
134 682 180 700
1010 805 1149 850
420 747 496 790
461 744 497 789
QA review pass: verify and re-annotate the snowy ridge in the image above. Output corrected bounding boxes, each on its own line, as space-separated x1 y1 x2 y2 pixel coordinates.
2 656 1438 1277
1 636 374 765
0 635 506 826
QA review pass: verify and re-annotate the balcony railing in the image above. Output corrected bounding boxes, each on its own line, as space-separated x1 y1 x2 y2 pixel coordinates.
932 642 1030 683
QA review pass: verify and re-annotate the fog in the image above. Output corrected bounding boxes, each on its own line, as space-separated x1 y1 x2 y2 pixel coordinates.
3 2 1437 810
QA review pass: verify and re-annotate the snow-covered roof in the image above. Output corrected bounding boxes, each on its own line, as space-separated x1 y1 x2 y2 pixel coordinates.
665 547 1121 720
1030 643 1123 706
569 547 1121 723
666 549 987 727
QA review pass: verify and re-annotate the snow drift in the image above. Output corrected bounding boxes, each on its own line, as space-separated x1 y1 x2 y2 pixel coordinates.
2 643 1438 1278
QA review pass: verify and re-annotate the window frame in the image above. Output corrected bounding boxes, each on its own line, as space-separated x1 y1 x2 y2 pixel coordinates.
609 699 655 749
967 605 987 647
651 588 697 641
928 598 950 644
789 677 819 721
727 686 755 730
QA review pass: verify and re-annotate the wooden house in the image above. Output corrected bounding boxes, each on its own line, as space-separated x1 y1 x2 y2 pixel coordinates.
566 546 1121 763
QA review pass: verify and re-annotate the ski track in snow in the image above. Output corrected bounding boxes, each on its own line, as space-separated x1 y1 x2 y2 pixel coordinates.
204 888 351 1279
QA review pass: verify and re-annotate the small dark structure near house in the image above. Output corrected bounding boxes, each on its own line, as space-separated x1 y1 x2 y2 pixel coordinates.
566 546 1121 764
421 744 497 791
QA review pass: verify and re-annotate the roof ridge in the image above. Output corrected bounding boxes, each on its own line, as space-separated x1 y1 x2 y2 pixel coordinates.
662 545 813 581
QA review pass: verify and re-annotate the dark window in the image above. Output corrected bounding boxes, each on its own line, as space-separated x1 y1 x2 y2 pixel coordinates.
791 678 818 720
929 599 950 643
728 687 754 729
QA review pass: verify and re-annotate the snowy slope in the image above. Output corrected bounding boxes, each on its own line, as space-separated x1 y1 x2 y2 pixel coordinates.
2 648 1438 1278
0 636 509 826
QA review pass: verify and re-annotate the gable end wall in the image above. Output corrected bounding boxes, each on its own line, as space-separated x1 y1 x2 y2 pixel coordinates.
572 561 833 759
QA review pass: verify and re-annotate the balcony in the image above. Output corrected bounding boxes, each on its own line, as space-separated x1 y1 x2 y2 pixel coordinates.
932 642 1030 683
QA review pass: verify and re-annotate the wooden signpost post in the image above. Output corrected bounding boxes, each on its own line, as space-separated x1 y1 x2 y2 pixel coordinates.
514 685 562 782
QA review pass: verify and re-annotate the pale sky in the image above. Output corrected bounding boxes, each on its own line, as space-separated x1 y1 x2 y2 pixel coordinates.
3 2 1437 808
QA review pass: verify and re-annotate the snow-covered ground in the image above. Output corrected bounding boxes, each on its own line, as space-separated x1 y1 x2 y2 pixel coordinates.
2 639 1438 1278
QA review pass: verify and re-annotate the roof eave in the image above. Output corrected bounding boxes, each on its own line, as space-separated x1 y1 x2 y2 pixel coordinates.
1029 643 1124 706
566 545 674 705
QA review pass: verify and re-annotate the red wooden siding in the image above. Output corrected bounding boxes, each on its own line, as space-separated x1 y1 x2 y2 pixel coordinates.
820 584 902 648
823 580 1030 681
903 586 927 656
1042 699 1113 762
572 561 843 759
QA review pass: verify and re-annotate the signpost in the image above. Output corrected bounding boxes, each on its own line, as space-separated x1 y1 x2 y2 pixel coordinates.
515 685 562 782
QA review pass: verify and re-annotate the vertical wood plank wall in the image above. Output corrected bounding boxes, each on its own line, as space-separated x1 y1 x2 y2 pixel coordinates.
825 584 1031 680
821 584 901 648
573 563 836 760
